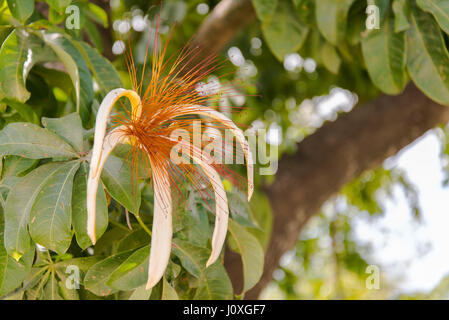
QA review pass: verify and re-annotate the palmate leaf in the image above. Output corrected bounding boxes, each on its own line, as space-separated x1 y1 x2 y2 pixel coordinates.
3 100 40 125
101 155 141 214
227 220 264 294
72 161 108 249
28 160 80 254
4 162 65 258
362 9 408 95
393 0 410 33
40 33 94 123
42 113 85 153
161 277 178 300
45 0 72 12
6 0 34 23
76 42 123 95
315 0 355 45
0 29 48 103
262 0 308 61
128 285 152 300
172 239 233 300
252 0 278 25
0 214 34 297
107 245 150 291
417 0 449 35
407 3 449 105
0 122 78 160
1 155 37 180
84 250 134 296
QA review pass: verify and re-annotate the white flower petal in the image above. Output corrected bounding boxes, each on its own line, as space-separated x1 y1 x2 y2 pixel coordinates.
90 89 141 179
146 164 172 289
176 106 254 200
190 154 229 267
87 126 128 243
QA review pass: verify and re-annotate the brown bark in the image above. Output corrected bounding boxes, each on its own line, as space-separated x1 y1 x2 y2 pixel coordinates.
186 0 255 69
238 85 449 299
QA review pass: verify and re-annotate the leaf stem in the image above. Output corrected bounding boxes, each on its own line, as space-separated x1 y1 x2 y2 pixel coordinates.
135 214 152 236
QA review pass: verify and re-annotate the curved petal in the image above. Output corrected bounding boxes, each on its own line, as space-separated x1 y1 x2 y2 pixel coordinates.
87 126 128 244
90 89 141 179
175 105 254 201
146 163 173 289
190 154 229 267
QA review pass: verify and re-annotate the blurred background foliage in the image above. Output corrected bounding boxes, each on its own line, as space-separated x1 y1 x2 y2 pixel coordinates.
1 0 449 299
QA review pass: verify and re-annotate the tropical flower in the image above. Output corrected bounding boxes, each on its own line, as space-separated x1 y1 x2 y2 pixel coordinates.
86 23 253 289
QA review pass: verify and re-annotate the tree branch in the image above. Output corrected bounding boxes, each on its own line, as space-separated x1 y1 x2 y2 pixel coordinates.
186 0 255 70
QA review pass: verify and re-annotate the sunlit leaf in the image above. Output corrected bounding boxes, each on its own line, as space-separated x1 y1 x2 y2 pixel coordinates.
107 245 150 290
101 155 141 214
84 250 134 296
4 162 63 257
407 4 449 105
0 122 78 159
28 160 80 254
362 10 408 94
228 220 264 294
42 113 85 152
172 239 233 300
6 0 34 22
72 161 108 249
262 0 308 61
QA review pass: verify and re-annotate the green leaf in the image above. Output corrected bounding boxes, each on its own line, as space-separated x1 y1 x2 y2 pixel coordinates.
172 239 233 300
193 263 233 300
0 215 34 296
161 277 178 300
6 0 34 22
0 122 78 159
72 161 108 249
320 42 341 74
83 19 103 53
42 113 85 152
3 100 39 125
227 189 258 229
4 162 63 257
252 0 278 25
117 229 150 252
84 250 134 296
315 0 355 45
362 10 408 95
46 0 72 12
1 155 37 180
228 220 264 294
407 4 449 105
107 245 150 290
248 191 272 250
29 160 80 254
41 34 94 123
0 29 46 102
393 0 410 32
76 42 123 95
128 285 151 300
262 0 309 61
417 0 449 35
101 155 141 214
176 191 210 247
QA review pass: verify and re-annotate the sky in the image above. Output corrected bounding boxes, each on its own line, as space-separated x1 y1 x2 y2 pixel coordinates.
354 131 449 293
